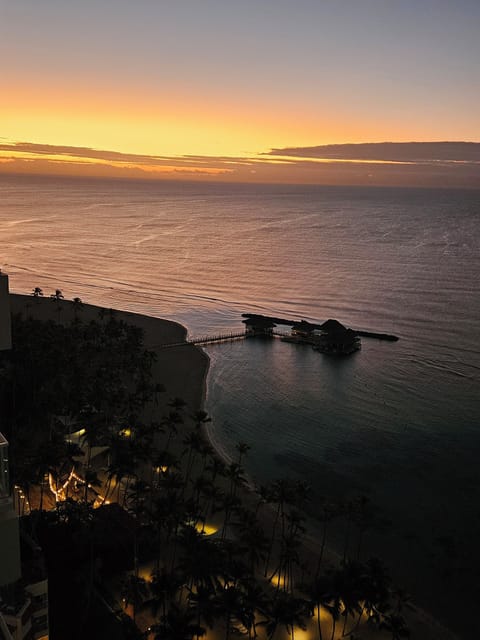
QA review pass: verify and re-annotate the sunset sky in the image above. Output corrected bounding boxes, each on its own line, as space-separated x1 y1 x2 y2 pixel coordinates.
1 0 479 185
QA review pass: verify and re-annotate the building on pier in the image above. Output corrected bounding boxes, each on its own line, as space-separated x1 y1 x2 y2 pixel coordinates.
314 319 361 355
281 320 317 344
242 316 276 337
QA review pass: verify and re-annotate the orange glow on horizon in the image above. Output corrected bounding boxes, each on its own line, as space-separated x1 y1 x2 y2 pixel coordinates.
1 75 433 160
1 80 478 186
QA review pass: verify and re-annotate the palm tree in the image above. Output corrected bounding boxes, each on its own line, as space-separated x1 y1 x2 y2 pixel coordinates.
219 491 242 540
151 602 205 640
235 441 251 466
315 499 340 576
215 584 244 640
188 584 218 638
238 578 271 640
302 574 332 640
198 441 215 473
150 490 185 570
379 613 410 639
163 410 184 452
341 499 355 563
32 286 43 298
117 612 146 640
236 519 270 578
83 467 102 503
202 482 225 520
182 430 203 491
351 495 388 561
359 557 391 629
50 288 64 323
335 560 364 637
206 456 226 485
72 297 84 320
293 480 311 511
254 483 273 517
178 526 223 593
225 462 246 500
103 433 136 504
150 382 166 420
121 574 148 624
268 523 303 595
33 429 73 508
192 410 211 430
145 566 183 622
323 589 341 640
264 479 295 577
264 591 308 640
391 587 412 616
169 396 187 411
191 474 213 519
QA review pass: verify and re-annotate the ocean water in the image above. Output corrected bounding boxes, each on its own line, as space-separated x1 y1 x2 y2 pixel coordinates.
1 174 479 635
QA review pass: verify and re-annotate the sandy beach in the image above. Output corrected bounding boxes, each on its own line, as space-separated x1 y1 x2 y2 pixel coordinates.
8 292 460 640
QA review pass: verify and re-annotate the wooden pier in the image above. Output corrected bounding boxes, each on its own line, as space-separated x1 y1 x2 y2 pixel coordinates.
355 329 398 342
156 331 246 349
154 314 398 350
192 331 246 345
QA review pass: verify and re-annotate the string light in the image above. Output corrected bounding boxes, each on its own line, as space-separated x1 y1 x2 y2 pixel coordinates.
14 484 31 515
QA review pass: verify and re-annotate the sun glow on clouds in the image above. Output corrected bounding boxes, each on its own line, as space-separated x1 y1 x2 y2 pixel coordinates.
1 148 230 176
1 139 479 187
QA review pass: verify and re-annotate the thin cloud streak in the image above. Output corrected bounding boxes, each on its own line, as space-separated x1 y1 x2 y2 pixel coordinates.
0 142 237 168
0 140 479 187
267 142 480 164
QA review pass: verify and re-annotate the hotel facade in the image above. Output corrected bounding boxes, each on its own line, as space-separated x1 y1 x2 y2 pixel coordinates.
0 274 49 640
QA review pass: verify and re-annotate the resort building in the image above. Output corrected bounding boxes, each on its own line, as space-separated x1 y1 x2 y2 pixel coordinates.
281 320 317 344
0 435 22 588
314 318 361 354
0 275 49 640
0 273 12 351
0 275 20 593
242 316 276 337
291 320 316 339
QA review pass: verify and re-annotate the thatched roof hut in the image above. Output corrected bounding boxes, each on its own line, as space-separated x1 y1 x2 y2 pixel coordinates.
315 319 360 354
242 316 276 336
320 318 347 333
291 320 316 336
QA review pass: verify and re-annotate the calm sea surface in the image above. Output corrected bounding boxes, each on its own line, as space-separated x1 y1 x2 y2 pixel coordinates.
1 175 479 635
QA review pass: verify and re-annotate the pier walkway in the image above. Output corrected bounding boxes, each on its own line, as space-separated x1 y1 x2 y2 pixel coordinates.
153 315 398 349
155 331 247 349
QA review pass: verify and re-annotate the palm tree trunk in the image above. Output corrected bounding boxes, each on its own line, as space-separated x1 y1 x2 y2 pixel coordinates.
351 603 365 634
317 604 323 640
356 529 364 560
342 611 349 636
330 617 336 640
264 503 281 576
316 520 328 577
39 478 44 511
225 611 232 640
342 517 351 563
